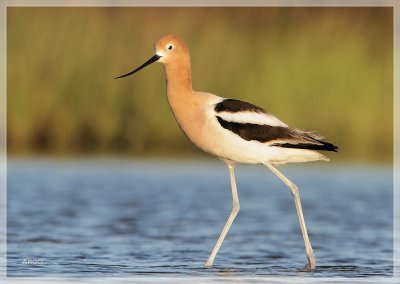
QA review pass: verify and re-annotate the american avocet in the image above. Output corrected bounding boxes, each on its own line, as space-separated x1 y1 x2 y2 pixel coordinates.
115 35 338 270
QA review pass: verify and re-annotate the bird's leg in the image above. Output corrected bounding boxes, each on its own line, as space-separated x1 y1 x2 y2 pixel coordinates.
205 163 240 268
263 163 316 271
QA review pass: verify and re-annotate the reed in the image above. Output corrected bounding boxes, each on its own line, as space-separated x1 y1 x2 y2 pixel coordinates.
7 7 393 162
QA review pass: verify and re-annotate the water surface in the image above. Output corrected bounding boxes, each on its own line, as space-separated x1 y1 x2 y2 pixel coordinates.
6 160 393 279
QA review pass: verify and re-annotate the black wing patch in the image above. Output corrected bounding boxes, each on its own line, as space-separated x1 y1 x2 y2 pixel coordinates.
216 116 338 152
216 116 293 142
272 141 338 152
215 99 265 113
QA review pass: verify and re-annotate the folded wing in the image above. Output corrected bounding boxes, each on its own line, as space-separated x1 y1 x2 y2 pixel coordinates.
214 99 338 152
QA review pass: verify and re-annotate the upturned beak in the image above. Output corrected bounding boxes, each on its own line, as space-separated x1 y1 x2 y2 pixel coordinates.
114 54 162 79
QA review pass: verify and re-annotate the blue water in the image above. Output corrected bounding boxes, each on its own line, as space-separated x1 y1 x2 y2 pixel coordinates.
6 159 393 279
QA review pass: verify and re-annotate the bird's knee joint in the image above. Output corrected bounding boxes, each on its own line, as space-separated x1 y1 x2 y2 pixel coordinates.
289 185 299 197
232 203 240 213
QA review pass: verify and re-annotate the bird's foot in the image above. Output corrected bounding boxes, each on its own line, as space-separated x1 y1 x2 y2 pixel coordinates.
204 259 213 268
304 253 316 271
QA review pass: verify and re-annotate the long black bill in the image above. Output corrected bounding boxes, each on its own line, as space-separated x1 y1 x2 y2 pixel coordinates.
114 54 162 79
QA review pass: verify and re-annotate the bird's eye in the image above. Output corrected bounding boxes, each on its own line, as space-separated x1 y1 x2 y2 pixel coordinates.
168 45 173 50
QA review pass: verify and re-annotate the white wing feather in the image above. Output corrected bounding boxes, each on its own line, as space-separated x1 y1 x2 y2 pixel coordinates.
216 111 288 127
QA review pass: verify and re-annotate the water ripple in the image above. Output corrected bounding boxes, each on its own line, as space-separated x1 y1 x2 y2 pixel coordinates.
7 160 393 278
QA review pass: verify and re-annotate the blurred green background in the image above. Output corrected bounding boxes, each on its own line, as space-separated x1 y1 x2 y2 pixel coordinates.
7 7 393 163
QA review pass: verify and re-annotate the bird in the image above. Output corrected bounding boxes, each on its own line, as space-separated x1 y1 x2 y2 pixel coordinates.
115 34 338 271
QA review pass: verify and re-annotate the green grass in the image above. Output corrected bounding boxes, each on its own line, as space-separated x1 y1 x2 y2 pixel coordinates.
7 7 393 163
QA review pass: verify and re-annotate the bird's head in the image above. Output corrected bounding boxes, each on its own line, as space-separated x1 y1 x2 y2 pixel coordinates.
114 34 189 79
